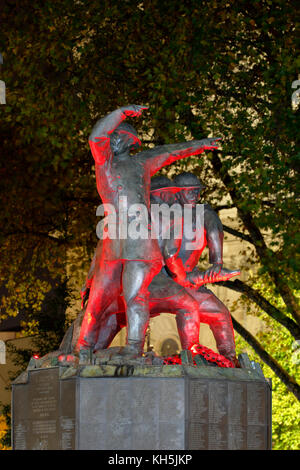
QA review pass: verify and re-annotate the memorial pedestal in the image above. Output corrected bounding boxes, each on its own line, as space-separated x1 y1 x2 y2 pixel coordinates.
12 363 272 450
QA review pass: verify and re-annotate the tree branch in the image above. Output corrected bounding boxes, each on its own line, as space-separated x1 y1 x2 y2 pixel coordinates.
222 224 253 244
219 278 300 339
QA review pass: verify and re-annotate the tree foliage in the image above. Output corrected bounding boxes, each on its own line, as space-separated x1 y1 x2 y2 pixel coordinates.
0 0 299 420
0 405 11 450
235 308 300 450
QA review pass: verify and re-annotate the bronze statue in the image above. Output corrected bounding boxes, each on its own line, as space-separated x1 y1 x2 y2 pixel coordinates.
77 105 220 358
78 174 240 366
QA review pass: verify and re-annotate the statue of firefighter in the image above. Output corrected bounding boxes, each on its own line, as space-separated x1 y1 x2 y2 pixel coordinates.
77 105 220 358
78 173 240 366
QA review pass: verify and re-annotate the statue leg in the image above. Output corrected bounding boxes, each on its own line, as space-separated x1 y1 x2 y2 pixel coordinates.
175 297 201 350
94 280 202 353
187 287 236 361
149 276 202 350
77 260 123 350
94 310 126 351
122 259 162 355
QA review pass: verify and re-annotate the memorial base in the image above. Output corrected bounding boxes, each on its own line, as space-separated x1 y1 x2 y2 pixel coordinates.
12 363 272 450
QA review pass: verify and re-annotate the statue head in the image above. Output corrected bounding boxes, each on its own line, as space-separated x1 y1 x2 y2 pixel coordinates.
173 172 205 207
110 122 141 155
150 176 175 204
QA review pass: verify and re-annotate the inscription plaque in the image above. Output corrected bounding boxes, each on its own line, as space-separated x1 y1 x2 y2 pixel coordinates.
78 377 185 450
60 379 76 450
187 378 271 450
12 368 76 450
12 366 271 450
247 382 266 425
29 369 59 450
12 383 28 449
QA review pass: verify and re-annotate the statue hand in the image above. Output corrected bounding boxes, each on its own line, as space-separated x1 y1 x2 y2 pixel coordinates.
215 267 240 282
121 104 148 117
200 137 221 150
203 263 223 283
187 266 240 287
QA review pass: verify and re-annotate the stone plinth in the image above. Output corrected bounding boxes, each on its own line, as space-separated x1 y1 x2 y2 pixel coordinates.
12 364 272 450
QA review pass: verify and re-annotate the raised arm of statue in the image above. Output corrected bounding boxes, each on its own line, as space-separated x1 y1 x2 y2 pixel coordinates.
140 138 220 175
89 105 147 165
